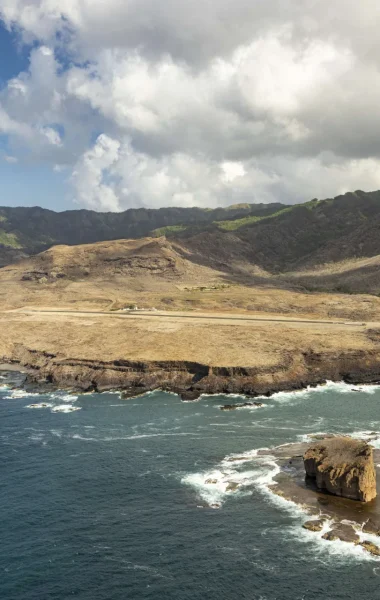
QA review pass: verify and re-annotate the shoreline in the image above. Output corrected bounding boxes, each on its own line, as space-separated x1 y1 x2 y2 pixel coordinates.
2 348 380 400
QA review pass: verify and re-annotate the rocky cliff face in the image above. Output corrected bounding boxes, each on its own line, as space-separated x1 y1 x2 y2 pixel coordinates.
4 345 380 401
303 438 377 502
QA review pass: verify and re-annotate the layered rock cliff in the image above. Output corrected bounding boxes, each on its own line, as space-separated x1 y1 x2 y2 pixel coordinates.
3 345 380 400
303 437 377 502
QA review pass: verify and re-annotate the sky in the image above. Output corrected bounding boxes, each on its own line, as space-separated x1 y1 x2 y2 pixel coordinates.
1 1 380 212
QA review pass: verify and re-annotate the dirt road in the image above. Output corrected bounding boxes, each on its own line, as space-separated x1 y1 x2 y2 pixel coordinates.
9 307 367 329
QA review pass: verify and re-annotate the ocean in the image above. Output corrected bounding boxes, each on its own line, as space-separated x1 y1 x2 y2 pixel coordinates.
1 374 380 600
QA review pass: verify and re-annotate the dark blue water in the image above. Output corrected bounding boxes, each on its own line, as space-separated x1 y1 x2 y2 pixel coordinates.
1 377 380 600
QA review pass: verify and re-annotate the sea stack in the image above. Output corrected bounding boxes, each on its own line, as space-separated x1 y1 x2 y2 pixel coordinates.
303 437 377 502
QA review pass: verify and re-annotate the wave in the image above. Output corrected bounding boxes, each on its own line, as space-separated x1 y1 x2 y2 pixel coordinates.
70 431 202 442
286 519 379 564
201 393 249 399
297 430 380 449
4 390 41 399
26 403 54 409
50 393 79 403
181 448 279 508
51 405 81 413
256 380 380 405
350 430 380 449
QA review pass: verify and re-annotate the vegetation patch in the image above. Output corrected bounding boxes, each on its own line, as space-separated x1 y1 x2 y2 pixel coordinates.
215 200 320 231
215 215 263 230
152 225 189 237
0 229 22 248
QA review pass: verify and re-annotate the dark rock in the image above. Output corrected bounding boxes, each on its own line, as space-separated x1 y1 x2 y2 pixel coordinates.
317 497 330 506
220 402 263 411
303 519 325 532
121 387 152 399
322 524 359 544
180 390 201 402
362 519 380 536
360 541 380 556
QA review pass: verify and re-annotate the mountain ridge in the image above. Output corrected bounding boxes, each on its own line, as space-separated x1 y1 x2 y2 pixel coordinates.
0 201 284 266
2 189 380 296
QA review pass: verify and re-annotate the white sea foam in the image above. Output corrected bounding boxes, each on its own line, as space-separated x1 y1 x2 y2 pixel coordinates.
257 380 380 405
5 390 40 399
29 432 46 443
286 520 379 563
70 431 202 442
51 405 81 413
26 403 53 409
201 393 249 400
298 430 380 448
51 394 79 403
181 448 282 508
71 433 98 441
350 430 380 449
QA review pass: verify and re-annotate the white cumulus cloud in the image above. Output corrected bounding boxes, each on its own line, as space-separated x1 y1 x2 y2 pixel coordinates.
1 1 380 210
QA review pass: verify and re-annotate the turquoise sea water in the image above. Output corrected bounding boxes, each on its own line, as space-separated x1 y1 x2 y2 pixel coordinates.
1 374 380 600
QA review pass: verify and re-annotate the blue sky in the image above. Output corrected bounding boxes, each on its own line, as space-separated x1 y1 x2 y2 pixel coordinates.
0 158 70 210
0 22 70 210
0 22 28 83
1 2 380 213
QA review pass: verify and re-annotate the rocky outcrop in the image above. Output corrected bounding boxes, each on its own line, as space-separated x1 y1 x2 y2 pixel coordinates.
360 541 380 556
261 438 380 557
304 438 377 502
3 345 380 400
220 402 263 410
363 519 380 536
302 519 325 532
322 524 360 543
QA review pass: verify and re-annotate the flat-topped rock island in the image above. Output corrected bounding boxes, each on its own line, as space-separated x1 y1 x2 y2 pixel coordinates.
303 437 377 502
259 435 380 556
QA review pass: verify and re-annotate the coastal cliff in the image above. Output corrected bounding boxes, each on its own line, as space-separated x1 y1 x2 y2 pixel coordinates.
3 345 380 399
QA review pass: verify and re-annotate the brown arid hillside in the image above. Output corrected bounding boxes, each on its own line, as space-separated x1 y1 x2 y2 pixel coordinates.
2 189 380 284
282 255 380 296
2 232 380 323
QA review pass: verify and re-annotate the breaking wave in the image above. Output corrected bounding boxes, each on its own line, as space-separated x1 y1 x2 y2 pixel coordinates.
258 380 380 405
51 405 81 413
